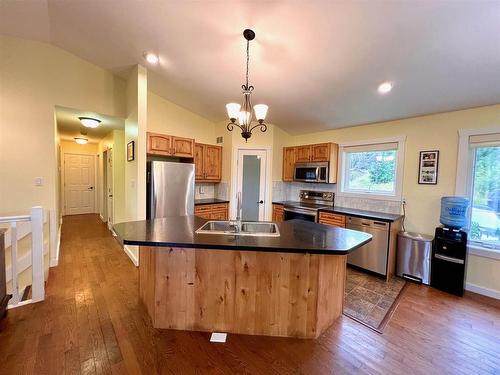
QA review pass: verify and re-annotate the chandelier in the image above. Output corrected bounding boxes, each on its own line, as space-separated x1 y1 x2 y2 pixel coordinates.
226 29 268 142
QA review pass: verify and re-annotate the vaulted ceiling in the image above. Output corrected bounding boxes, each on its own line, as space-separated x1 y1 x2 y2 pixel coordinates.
1 1 499 134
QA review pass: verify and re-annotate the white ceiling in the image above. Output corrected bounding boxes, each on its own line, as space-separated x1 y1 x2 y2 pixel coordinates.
56 106 124 144
2 1 500 134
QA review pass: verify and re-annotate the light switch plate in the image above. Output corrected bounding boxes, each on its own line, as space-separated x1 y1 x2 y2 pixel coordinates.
209 332 227 343
35 177 43 186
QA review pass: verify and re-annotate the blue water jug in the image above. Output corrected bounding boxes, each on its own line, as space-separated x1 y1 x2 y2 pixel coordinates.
440 196 469 229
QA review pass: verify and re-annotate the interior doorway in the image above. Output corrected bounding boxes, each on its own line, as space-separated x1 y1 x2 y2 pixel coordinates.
234 148 270 221
63 153 96 215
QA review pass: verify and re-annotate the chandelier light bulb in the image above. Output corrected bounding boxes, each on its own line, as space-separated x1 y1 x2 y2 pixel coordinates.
253 104 268 121
238 111 251 126
226 103 241 120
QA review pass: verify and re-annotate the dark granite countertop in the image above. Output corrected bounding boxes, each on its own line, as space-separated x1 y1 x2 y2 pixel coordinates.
194 198 230 206
272 201 402 222
319 207 403 222
113 216 372 255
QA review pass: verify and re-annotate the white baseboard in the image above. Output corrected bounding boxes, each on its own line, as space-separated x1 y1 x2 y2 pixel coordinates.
123 245 139 267
49 224 61 267
466 282 500 300
99 213 106 223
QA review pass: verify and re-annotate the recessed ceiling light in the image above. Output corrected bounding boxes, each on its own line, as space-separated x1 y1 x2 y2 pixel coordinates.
377 81 393 94
144 52 159 65
74 137 88 145
78 116 101 128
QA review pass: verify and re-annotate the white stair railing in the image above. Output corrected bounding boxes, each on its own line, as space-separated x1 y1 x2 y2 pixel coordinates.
1 206 45 308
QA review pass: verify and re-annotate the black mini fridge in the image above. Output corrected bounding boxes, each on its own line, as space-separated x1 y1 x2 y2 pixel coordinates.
431 227 468 296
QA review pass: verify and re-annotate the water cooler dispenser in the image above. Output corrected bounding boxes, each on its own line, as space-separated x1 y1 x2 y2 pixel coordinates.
430 197 469 296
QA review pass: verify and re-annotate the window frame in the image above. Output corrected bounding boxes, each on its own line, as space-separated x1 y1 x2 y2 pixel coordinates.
455 127 500 258
337 136 406 201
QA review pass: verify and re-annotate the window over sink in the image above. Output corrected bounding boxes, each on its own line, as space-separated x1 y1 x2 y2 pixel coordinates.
338 137 405 201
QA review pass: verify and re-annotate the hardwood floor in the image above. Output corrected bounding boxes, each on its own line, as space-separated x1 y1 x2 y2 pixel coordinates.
0 214 499 374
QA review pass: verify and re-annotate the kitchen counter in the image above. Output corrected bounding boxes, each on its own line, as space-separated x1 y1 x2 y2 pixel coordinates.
114 216 371 338
194 198 229 205
272 201 403 222
113 215 371 255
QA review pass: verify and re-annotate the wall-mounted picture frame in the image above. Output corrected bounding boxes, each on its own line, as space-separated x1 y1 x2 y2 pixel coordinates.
127 141 135 162
418 150 439 184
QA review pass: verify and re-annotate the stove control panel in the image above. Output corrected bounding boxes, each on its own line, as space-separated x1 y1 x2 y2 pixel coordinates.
299 190 334 203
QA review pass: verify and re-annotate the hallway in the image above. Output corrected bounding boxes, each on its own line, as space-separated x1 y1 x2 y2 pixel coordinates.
0 214 499 374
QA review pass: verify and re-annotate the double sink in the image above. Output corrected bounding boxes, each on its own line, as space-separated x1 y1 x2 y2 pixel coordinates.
196 221 280 237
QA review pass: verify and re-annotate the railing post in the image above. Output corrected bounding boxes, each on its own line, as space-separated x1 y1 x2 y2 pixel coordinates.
10 222 19 305
30 206 45 303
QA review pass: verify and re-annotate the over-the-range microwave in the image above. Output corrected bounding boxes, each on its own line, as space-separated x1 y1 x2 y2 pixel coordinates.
294 162 333 183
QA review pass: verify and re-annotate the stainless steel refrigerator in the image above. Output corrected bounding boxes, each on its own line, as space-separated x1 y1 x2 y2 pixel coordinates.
146 161 195 219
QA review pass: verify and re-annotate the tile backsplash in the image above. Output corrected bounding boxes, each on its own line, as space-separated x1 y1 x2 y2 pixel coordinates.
195 183 215 200
272 181 401 214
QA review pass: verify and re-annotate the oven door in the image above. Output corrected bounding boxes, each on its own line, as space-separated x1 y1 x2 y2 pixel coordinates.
283 208 317 222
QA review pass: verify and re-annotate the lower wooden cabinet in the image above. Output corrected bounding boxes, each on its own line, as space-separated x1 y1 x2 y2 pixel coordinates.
272 204 284 222
194 203 228 220
318 211 346 228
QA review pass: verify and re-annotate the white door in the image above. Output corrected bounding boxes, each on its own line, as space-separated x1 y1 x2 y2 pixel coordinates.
64 153 95 215
106 148 114 228
236 149 267 221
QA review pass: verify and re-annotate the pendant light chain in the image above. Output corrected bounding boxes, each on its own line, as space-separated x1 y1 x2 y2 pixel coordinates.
245 39 250 89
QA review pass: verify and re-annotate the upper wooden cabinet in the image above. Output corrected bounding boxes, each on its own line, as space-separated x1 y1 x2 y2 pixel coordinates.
194 143 222 182
282 147 296 181
296 143 335 163
147 132 194 158
148 133 172 156
295 145 312 163
311 143 332 162
282 142 339 182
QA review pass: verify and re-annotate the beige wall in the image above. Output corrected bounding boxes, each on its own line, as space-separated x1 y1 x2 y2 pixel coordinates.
60 140 99 155
0 36 125 220
283 104 500 296
148 92 217 144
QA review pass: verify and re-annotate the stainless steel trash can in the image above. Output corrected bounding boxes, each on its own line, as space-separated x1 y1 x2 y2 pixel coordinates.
396 232 433 284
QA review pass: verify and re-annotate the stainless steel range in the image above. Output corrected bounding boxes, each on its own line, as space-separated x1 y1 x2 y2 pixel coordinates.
283 190 334 222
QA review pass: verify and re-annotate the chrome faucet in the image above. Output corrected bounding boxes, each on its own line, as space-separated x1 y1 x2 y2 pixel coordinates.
231 191 242 233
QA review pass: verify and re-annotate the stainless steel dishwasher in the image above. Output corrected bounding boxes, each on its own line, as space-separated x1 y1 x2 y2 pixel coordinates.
346 216 389 275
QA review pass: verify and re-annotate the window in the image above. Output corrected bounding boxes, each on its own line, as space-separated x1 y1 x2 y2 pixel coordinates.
468 135 500 250
456 128 500 254
338 137 405 200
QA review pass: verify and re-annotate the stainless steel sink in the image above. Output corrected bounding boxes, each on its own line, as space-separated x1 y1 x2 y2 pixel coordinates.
195 221 280 237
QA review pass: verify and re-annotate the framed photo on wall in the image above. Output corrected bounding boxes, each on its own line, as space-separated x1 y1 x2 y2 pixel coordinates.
418 150 439 184
127 141 135 162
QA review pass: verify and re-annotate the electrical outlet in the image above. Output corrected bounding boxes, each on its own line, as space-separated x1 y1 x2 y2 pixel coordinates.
35 177 43 186
402 198 407 204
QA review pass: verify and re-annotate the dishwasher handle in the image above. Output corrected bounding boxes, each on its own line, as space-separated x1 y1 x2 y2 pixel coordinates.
347 216 389 230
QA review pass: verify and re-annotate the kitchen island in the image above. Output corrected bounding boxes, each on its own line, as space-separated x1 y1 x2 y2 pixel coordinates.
114 216 371 338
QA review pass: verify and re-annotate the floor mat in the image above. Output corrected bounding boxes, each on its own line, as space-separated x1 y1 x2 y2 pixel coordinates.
343 267 407 333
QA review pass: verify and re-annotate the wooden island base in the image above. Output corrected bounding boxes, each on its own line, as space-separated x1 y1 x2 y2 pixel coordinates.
139 246 347 338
